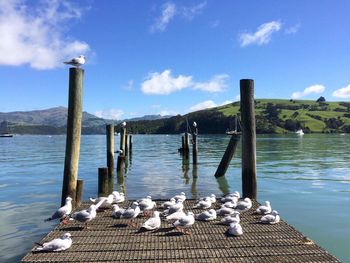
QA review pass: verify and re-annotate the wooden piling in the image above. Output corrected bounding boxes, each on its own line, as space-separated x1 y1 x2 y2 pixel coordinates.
184 132 190 158
98 167 108 197
240 79 257 199
75 179 84 207
192 123 198 165
106 124 114 194
119 126 126 155
125 134 129 157
61 68 84 207
214 134 240 178
116 155 125 172
129 135 133 156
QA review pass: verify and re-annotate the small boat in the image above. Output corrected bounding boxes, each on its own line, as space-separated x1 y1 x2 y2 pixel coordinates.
296 129 304 135
0 133 13 138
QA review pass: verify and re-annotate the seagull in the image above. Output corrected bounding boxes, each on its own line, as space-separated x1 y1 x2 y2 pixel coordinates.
163 199 184 216
120 202 140 227
220 211 240 225
222 200 237 209
193 197 212 209
113 192 125 203
236 197 252 212
45 196 72 224
35 233 72 252
121 121 126 127
195 209 217 221
63 55 85 67
141 211 161 230
221 195 239 204
193 121 197 128
165 211 187 221
256 201 272 215
161 198 176 209
70 204 97 229
199 194 216 203
172 192 186 202
260 210 280 224
228 222 243 236
173 212 195 235
216 205 235 216
111 204 125 219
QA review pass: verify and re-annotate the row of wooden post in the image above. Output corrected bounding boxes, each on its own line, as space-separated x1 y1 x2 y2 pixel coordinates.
60 66 257 208
180 125 198 164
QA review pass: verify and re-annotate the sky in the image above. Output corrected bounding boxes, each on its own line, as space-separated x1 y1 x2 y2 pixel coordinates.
0 0 350 120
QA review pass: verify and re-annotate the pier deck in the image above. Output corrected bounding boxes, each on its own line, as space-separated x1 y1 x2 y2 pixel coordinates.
22 200 340 262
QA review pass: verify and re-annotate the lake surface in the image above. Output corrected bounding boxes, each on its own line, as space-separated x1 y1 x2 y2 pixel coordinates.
0 134 349 262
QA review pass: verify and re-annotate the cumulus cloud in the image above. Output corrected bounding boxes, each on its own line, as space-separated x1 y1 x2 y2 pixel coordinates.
193 74 228 92
239 21 281 47
95 109 124 120
141 69 193 95
0 0 90 70
332 84 350 98
141 70 228 95
291 84 326 99
189 100 217 112
150 1 206 32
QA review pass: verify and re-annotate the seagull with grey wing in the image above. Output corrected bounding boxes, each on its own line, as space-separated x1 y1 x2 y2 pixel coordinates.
173 211 195 235
70 204 97 229
195 209 217 221
45 197 72 224
35 233 72 252
141 211 161 230
63 55 85 67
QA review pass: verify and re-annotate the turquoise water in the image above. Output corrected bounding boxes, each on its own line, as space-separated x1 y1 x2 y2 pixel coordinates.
0 134 349 262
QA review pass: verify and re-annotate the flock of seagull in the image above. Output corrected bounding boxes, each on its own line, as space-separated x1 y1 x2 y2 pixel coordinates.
36 191 280 252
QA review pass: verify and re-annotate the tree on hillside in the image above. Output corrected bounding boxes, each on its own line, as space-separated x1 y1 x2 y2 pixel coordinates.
316 96 326 102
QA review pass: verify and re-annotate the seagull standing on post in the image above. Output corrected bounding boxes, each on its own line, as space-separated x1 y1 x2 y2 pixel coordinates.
63 55 86 68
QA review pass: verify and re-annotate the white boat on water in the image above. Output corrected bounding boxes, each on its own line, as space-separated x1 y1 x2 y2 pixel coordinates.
296 129 304 135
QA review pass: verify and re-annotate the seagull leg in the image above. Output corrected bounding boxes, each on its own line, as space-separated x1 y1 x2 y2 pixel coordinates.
128 220 139 228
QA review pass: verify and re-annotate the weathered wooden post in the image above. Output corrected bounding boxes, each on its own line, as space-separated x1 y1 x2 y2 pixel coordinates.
61 67 84 207
192 122 198 165
191 165 198 199
240 79 257 199
129 135 133 156
117 122 126 172
125 134 129 157
214 134 240 178
184 132 190 159
75 179 84 207
106 124 114 194
98 167 108 197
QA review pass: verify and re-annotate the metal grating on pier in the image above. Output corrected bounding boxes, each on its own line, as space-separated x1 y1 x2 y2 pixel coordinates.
22 200 340 262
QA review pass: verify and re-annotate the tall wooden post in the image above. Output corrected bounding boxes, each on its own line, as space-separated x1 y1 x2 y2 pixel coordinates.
98 167 108 197
106 124 114 194
61 68 84 207
125 134 129 157
214 134 240 178
129 135 133 156
192 122 198 165
184 132 190 159
120 125 126 154
240 79 257 199
76 179 84 207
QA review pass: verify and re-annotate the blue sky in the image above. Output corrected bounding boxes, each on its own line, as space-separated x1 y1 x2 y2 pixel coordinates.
0 0 350 120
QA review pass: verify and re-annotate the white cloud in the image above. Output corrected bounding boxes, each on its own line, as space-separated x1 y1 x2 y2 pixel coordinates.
291 84 326 99
95 109 124 120
193 74 228 92
159 109 178 116
332 84 350 98
141 69 193 95
0 0 90 70
141 70 229 95
150 1 206 33
182 1 207 20
150 2 176 32
189 100 217 112
285 23 301 34
239 21 281 47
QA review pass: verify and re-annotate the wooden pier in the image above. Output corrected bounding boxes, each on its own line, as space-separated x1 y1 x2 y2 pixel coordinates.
22 200 340 263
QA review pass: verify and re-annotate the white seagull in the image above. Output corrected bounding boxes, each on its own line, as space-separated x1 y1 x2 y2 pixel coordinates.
256 201 272 215
236 197 252 212
195 209 217 221
165 211 187 221
141 211 161 230
216 205 235 216
111 204 125 219
35 233 72 252
228 222 243 236
193 197 212 209
113 192 125 203
70 204 97 229
220 211 240 225
163 200 184 216
63 55 85 67
161 198 176 209
45 196 72 224
172 192 186 202
260 210 280 224
120 202 141 227
173 212 195 235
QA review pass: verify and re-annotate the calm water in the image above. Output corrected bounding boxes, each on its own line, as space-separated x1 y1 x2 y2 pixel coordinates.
0 134 349 262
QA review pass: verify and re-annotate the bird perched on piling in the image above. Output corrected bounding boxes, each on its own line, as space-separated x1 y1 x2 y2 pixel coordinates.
63 55 85 68
256 201 272 215
45 196 72 224
260 210 280 224
141 211 161 230
35 233 72 252
228 223 243 236
70 204 97 229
